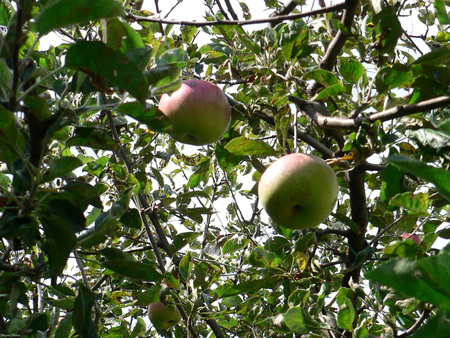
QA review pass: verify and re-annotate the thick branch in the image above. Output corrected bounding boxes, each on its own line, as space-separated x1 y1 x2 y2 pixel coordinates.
343 165 368 287
126 2 346 27
308 0 359 97
269 1 298 27
320 0 359 71
223 0 238 20
290 95 450 129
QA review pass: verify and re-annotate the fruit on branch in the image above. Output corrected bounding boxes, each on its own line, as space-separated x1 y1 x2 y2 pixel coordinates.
402 233 422 246
258 153 339 229
158 79 232 145
147 301 182 330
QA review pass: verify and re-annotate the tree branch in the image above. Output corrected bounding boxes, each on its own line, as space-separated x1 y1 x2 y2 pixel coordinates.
308 0 360 97
343 165 368 287
252 110 335 158
289 95 450 129
126 2 346 27
397 310 431 338
223 0 238 20
269 0 299 27
106 106 226 338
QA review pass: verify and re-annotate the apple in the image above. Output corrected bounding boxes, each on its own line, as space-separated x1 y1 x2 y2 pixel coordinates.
401 233 422 246
147 301 182 330
158 79 232 145
258 153 338 229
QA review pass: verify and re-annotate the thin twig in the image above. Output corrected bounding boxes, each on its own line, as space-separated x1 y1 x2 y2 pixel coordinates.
126 2 346 27
369 216 405 246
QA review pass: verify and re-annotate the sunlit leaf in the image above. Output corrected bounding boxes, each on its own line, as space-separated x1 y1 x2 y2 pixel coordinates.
367 253 450 310
336 288 355 332
248 247 282 268
389 155 450 202
36 0 124 35
375 64 414 94
225 137 276 157
389 192 429 216
283 306 307 333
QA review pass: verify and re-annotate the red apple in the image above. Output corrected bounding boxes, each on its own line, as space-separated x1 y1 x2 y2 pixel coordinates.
147 301 182 330
401 233 422 246
158 79 232 145
258 153 339 229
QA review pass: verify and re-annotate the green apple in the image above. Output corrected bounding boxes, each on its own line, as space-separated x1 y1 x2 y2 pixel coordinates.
158 79 232 145
258 153 338 229
147 301 182 330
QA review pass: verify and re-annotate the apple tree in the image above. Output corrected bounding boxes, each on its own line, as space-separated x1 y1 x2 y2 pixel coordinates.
0 0 449 337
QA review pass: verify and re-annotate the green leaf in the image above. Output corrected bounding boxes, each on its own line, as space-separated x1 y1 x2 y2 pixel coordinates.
367 254 450 310
313 83 346 100
103 260 163 282
0 105 25 165
279 20 309 61
24 96 51 122
29 313 48 333
148 47 188 93
383 240 423 259
39 208 77 282
73 285 98 338
434 1 450 25
336 288 355 332
47 199 86 233
186 160 210 189
407 128 450 154
0 3 11 26
181 25 198 44
179 251 193 281
303 69 340 87
54 313 73 338
388 155 450 202
389 192 429 216
215 143 242 171
66 125 118 151
104 17 145 52
99 248 132 261
41 157 83 183
374 6 402 55
248 247 282 269
66 41 148 101
412 44 450 66
215 277 275 298
339 57 366 84
294 232 316 252
375 64 413 94
234 27 261 54
117 102 172 133
63 180 103 210
283 306 307 333
380 164 404 204
222 236 250 255
225 137 276 157
169 232 201 254
36 0 124 35
120 208 142 229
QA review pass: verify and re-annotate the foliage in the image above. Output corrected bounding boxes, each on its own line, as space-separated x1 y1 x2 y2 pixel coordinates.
0 0 449 337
